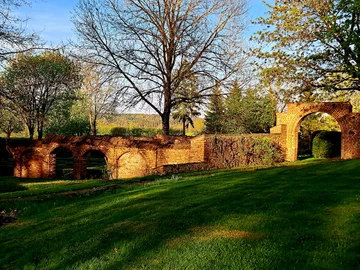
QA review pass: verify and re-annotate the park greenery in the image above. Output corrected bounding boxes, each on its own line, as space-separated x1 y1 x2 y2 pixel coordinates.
2 159 360 268
253 0 360 109
2 1 360 268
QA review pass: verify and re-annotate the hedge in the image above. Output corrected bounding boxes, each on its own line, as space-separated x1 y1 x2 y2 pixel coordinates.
312 131 341 158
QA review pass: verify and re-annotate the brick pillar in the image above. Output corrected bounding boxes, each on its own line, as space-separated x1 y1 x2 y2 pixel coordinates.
13 154 21 177
73 156 87 180
106 159 116 180
48 154 56 178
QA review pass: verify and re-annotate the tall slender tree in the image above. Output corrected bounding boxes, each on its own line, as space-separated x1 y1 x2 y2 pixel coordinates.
80 64 118 135
224 79 245 133
204 86 225 134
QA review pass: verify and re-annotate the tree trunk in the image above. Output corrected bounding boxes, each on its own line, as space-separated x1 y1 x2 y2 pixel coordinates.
89 113 97 136
6 131 11 139
27 124 34 140
91 118 97 136
162 85 171 135
182 118 186 136
37 119 44 140
162 113 170 135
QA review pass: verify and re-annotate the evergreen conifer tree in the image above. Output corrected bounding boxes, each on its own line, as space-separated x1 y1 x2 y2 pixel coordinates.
204 86 225 133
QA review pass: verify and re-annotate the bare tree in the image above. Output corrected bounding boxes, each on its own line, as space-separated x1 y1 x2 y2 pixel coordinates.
0 0 38 63
72 0 248 135
80 63 118 135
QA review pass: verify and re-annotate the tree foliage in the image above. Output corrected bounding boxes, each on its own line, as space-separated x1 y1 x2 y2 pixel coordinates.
172 68 201 135
72 0 248 135
205 82 276 134
253 0 360 95
204 86 225 134
1 52 82 139
44 96 90 137
224 87 275 134
0 99 24 138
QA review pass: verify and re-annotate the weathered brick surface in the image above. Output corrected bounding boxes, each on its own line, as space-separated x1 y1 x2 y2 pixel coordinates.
6 135 207 179
271 102 360 161
203 134 283 169
4 133 281 179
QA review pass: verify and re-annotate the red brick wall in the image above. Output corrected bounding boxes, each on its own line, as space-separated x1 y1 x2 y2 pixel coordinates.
7 133 283 180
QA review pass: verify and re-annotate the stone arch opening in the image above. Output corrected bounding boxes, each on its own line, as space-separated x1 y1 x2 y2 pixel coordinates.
272 102 352 161
116 152 148 179
0 147 14 176
297 112 341 159
83 149 108 179
50 147 74 179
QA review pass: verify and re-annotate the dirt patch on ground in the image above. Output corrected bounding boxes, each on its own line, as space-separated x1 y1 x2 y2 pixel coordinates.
0 210 19 226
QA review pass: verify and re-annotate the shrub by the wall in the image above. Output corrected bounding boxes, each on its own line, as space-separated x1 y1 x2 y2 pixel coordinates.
110 127 128 136
312 131 341 158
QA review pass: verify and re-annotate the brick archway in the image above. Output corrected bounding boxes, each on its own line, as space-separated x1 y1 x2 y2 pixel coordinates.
271 102 360 161
49 146 74 179
116 151 150 179
8 135 206 180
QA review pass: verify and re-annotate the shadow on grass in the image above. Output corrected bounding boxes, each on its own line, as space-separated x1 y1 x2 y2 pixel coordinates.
0 180 28 193
1 159 360 269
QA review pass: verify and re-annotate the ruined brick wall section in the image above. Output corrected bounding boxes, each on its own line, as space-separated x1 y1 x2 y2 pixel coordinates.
189 135 205 162
9 133 285 180
9 135 209 180
156 137 192 167
203 134 283 170
272 102 360 161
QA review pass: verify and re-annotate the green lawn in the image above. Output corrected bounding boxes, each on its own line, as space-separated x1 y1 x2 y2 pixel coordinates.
1 159 360 269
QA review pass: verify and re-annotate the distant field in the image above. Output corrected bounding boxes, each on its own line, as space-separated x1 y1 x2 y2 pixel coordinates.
97 113 204 136
1 114 205 138
1 159 360 269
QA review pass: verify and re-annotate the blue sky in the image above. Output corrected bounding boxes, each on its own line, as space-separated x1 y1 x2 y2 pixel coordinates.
16 0 272 46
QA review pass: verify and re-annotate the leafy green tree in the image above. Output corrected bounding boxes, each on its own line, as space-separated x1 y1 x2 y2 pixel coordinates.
0 100 24 138
253 0 360 94
204 86 225 133
236 89 275 133
1 52 82 140
222 80 275 134
44 95 90 137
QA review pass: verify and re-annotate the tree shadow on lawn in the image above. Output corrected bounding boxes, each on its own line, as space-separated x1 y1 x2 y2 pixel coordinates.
1 160 360 269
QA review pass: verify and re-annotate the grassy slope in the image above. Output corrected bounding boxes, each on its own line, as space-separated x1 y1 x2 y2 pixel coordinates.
1 160 360 269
